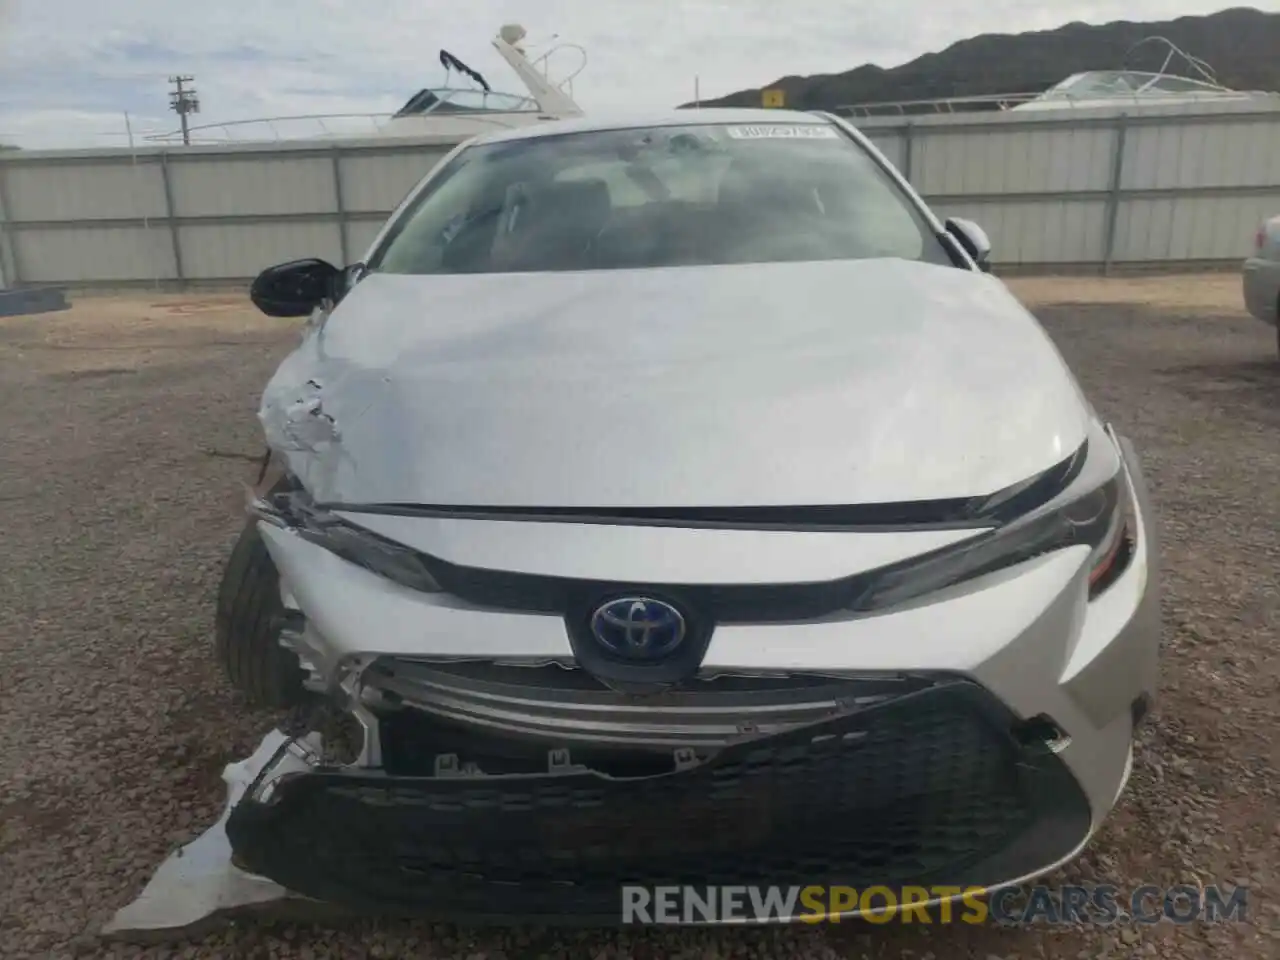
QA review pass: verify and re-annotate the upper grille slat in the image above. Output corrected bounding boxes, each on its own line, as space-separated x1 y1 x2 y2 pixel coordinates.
325 445 1084 622
366 660 933 750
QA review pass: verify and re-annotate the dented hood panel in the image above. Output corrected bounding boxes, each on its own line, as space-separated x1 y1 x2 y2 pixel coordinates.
259 259 1090 507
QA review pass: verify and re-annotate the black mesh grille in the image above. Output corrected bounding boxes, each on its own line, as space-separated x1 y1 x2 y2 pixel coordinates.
226 681 1091 920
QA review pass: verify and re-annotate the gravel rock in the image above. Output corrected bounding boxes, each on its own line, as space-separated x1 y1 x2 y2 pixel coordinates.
0 277 1275 959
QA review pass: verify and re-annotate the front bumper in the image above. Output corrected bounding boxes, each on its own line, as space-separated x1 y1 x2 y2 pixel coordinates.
227 679 1093 921
233 432 1160 921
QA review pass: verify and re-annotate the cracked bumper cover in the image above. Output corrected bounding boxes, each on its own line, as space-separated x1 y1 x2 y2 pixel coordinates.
225 679 1093 922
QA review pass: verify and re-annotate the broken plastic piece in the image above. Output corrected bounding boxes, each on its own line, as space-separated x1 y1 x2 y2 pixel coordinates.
102 729 307 938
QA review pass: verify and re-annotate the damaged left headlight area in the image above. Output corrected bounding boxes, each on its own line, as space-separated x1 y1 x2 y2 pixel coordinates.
243 479 444 752
249 485 443 595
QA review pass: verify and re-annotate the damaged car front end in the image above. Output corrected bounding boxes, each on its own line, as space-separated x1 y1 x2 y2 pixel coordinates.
204 110 1160 925
222 448 1157 921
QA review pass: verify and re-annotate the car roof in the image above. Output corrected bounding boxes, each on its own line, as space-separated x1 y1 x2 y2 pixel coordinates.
466 108 835 147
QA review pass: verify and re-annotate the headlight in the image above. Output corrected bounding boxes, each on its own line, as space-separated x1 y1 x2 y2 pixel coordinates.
856 427 1134 611
249 488 442 594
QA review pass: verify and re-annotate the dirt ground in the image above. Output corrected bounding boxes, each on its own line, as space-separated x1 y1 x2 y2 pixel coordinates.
0 275 1276 959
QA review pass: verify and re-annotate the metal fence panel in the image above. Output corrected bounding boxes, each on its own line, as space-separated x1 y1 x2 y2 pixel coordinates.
1121 119 1280 190
338 150 450 213
168 156 337 218
4 160 169 221
913 125 1116 197
932 198 1109 264
1112 191 1280 262
15 225 177 282
177 221 344 280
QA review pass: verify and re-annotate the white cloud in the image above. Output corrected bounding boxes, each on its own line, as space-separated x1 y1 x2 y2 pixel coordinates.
1 0 1278 147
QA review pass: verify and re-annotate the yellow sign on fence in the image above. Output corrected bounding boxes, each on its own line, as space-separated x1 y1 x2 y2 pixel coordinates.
762 88 786 108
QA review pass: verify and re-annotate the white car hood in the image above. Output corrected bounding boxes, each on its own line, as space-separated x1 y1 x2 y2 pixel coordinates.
259 259 1090 508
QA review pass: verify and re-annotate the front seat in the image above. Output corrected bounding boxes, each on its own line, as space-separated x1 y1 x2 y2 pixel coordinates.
499 178 613 271
717 164 821 219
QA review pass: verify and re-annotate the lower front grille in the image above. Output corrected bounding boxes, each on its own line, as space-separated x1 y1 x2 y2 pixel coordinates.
226 680 1091 921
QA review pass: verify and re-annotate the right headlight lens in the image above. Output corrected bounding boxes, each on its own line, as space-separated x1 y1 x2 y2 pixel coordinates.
855 431 1134 611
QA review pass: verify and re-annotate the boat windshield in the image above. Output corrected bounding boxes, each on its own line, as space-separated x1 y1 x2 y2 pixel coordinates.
394 88 540 118
1038 70 1229 100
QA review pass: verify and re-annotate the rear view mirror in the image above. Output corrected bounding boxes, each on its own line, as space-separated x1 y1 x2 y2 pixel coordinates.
250 258 341 317
945 218 993 273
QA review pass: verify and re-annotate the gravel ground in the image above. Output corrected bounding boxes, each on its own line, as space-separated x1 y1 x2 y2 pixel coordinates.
0 276 1276 959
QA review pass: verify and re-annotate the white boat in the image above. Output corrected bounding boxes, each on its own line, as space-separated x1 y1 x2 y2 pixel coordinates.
835 37 1280 118
1009 37 1274 112
144 25 585 144
378 24 585 137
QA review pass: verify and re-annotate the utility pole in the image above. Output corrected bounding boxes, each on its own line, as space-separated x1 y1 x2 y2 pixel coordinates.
168 75 200 145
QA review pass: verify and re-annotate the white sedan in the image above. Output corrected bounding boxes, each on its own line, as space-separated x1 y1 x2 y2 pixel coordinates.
1243 214 1280 358
214 109 1160 923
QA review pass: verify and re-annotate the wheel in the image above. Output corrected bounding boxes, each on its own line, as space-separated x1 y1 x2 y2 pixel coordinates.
214 517 307 707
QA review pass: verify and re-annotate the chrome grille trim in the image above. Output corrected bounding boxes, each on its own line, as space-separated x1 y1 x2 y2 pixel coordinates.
362 658 933 749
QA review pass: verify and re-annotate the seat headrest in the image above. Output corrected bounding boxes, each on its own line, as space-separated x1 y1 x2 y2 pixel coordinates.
531 177 611 217
718 166 816 212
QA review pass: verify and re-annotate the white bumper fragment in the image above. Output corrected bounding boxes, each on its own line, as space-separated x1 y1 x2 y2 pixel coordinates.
103 729 304 938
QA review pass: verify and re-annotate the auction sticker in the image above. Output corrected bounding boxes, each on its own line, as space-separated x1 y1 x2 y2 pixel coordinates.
725 125 839 139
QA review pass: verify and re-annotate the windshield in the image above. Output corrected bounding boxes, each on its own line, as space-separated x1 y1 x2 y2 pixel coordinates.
1042 71 1229 100
368 122 952 275
394 88 540 117
1046 71 1144 98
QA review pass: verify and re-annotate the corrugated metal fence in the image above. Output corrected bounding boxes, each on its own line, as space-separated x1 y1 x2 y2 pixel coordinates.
859 101 1280 272
0 135 459 287
1 101 1277 287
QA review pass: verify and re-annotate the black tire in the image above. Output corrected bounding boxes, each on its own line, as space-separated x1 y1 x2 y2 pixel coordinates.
214 518 307 707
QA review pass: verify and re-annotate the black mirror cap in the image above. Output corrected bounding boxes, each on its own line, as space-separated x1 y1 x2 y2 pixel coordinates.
250 258 341 318
945 217 992 271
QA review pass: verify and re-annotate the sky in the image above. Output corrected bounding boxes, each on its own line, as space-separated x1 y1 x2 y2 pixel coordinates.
2 1 1279 148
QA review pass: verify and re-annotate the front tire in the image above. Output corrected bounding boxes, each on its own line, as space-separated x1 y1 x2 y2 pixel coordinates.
214 518 307 707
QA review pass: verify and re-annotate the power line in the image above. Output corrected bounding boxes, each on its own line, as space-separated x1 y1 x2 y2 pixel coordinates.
168 75 200 146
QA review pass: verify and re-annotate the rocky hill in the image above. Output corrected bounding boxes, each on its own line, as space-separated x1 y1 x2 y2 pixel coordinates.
694 7 1280 111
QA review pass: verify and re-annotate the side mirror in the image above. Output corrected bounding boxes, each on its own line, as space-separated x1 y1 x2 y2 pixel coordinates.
335 262 369 303
249 258 341 317
945 218 993 273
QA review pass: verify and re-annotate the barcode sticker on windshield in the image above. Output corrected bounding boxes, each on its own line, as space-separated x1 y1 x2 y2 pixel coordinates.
725 125 839 139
